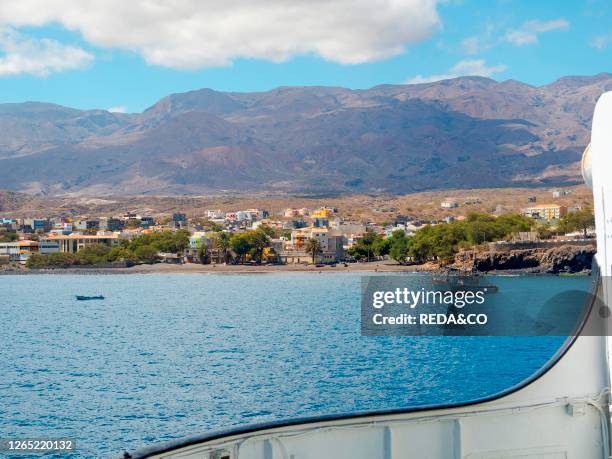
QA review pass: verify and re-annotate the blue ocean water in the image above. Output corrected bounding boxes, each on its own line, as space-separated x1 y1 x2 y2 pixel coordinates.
0 273 590 457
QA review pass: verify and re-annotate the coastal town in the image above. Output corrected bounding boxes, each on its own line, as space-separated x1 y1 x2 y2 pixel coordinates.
0 188 596 273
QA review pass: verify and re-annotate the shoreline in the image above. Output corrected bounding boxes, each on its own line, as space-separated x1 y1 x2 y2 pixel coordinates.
0 262 585 276
1 261 440 275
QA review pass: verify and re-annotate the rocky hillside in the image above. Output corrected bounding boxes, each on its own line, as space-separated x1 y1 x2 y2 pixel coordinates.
455 244 596 274
1 73 610 196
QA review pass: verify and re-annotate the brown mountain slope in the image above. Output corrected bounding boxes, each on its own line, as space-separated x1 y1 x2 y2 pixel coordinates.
0 74 607 195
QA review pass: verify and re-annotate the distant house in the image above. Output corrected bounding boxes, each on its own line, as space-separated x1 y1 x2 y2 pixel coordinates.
139 216 156 228
552 190 571 198
523 204 568 221
312 207 336 218
207 210 225 220
99 217 125 232
74 219 100 231
441 199 458 209
527 196 537 203
23 218 52 233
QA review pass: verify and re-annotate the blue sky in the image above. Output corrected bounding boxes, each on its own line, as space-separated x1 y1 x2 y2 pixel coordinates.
0 0 611 112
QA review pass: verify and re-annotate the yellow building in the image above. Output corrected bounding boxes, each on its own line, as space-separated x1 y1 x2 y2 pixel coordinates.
312 207 334 219
523 204 568 221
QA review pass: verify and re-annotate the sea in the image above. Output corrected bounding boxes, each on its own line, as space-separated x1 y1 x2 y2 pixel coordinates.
0 272 592 457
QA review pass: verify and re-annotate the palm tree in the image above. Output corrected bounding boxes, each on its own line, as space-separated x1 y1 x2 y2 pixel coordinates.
197 242 209 264
212 232 231 264
304 238 323 264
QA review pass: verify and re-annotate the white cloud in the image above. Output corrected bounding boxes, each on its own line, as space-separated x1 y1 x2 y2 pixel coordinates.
0 27 92 76
405 59 507 84
505 19 569 46
0 0 441 69
460 23 495 55
108 106 127 113
591 34 612 50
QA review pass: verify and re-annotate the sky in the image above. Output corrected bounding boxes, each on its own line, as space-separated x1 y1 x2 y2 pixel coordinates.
0 0 611 112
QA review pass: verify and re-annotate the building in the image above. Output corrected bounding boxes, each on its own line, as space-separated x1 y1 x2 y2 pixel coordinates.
284 208 300 218
139 216 156 228
279 227 345 264
74 219 100 231
523 204 568 221
312 207 335 219
99 217 125 232
42 234 120 254
313 217 329 228
0 240 60 263
552 190 571 198
244 209 267 220
23 218 52 233
0 218 18 231
207 210 225 220
252 219 284 231
235 211 251 222
441 199 458 209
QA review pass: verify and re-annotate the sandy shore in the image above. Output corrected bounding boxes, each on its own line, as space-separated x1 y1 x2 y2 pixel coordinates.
2 261 440 275
118 261 439 274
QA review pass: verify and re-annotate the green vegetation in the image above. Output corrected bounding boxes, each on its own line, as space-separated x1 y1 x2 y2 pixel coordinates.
304 238 322 263
26 253 84 269
27 230 190 268
347 230 383 261
535 209 594 239
381 213 533 265
122 229 190 253
229 227 271 263
0 231 18 242
558 208 595 237
211 231 231 263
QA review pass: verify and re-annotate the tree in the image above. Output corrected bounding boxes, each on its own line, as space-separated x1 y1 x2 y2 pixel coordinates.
133 245 159 263
535 221 554 239
0 231 17 242
257 225 276 237
247 229 270 263
197 242 209 264
230 233 252 264
212 231 231 263
561 209 595 238
106 247 136 263
348 230 382 261
389 235 410 264
206 221 224 232
27 253 81 269
304 238 323 264
76 244 112 264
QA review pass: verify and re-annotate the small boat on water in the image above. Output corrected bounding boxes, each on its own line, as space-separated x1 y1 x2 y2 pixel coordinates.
432 267 498 293
75 295 105 301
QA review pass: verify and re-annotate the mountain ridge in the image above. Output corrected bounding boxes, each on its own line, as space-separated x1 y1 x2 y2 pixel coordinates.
1 73 609 196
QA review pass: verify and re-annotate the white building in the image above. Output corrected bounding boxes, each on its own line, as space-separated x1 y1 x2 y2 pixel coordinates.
0 240 60 263
207 210 226 219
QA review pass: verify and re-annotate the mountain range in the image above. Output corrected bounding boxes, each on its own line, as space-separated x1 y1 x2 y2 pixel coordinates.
1 73 610 196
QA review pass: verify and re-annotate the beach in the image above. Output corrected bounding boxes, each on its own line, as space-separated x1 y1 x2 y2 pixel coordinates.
1 261 440 275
